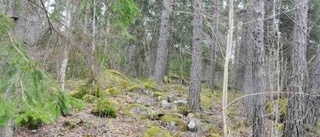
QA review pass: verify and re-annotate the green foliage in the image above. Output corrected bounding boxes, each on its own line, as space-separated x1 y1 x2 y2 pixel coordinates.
0 14 14 36
110 0 141 30
143 126 172 137
16 108 53 129
91 97 117 118
0 39 83 128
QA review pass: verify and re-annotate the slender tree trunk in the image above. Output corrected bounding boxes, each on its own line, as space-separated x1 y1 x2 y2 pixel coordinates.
59 1 72 91
188 0 203 112
209 0 218 91
222 0 233 136
284 0 309 136
153 0 172 83
91 0 96 76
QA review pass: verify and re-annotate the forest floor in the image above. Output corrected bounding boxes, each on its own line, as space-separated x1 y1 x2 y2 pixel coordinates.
13 70 279 137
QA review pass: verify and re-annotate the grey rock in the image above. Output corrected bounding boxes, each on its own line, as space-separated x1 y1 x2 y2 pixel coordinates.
188 118 200 132
161 100 170 109
173 100 187 106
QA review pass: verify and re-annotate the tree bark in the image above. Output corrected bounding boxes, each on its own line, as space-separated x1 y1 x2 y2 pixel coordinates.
304 48 320 125
284 0 309 136
209 0 218 91
188 0 203 112
153 0 172 84
251 0 266 136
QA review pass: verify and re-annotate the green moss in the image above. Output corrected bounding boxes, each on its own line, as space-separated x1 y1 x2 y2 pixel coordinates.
164 76 170 83
143 126 172 137
127 85 142 91
120 103 144 117
144 82 156 90
107 69 128 80
82 94 97 103
105 87 121 96
154 91 165 98
211 134 220 137
278 123 284 131
69 90 86 99
201 95 212 108
177 106 192 116
91 98 117 118
161 114 187 131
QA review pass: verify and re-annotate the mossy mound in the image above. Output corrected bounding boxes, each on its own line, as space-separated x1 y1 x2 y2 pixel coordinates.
99 69 131 90
91 98 117 118
82 94 97 103
69 90 86 99
100 87 121 96
143 126 172 137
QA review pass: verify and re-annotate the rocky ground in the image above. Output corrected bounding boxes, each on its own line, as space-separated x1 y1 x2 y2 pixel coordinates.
14 70 248 137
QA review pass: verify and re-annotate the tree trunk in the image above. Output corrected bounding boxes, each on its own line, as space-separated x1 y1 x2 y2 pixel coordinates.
209 0 218 91
304 48 320 125
222 0 234 136
59 0 73 91
188 0 203 112
241 11 254 123
284 0 309 136
251 0 266 136
153 0 172 83
235 13 250 92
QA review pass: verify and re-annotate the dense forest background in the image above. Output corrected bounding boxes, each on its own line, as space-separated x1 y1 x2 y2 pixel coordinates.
0 0 320 136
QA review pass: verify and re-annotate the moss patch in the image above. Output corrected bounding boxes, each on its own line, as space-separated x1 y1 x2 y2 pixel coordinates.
82 94 97 103
143 126 172 137
91 98 117 118
160 114 187 131
201 95 212 109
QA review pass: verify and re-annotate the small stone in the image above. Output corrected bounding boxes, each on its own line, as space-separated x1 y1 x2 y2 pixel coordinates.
161 100 170 109
173 100 187 106
187 113 194 119
188 118 200 132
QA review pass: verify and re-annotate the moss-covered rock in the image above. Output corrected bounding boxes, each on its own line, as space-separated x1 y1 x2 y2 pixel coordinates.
143 126 172 137
177 106 192 116
91 98 117 118
63 118 82 129
82 94 97 103
160 114 187 131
